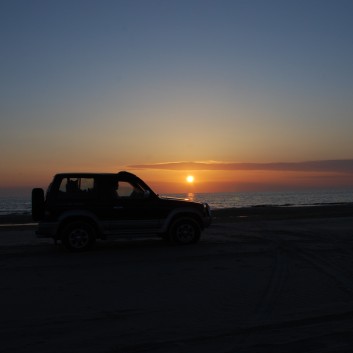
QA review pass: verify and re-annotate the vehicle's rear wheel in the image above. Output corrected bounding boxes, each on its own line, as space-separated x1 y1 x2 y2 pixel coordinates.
62 221 96 251
169 218 200 245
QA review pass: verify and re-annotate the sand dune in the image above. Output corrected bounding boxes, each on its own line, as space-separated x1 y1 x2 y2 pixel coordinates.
1 213 353 352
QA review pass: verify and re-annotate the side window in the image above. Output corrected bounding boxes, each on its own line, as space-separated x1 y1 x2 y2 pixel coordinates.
80 178 95 192
117 181 144 198
58 178 95 198
117 181 134 197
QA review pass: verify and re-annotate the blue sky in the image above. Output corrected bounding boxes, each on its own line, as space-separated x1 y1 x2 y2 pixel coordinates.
1 0 353 192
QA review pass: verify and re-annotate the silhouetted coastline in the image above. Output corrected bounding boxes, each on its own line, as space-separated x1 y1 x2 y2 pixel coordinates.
212 203 353 222
1 202 353 226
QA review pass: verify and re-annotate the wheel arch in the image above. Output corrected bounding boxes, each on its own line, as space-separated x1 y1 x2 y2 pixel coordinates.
162 209 203 233
56 214 101 240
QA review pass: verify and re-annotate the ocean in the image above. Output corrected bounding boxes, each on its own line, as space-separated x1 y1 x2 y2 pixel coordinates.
1 188 353 216
179 188 353 209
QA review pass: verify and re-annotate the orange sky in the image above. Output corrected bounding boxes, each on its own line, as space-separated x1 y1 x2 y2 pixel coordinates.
1 160 353 196
121 160 353 194
136 164 353 194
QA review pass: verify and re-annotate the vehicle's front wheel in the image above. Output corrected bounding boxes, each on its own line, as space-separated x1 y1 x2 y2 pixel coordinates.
169 218 201 245
61 221 96 251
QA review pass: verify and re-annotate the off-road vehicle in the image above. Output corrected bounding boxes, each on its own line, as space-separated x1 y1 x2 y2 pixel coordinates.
32 171 211 251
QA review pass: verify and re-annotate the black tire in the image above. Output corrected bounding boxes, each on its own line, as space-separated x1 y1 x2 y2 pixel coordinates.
32 188 45 221
61 221 96 251
169 218 201 245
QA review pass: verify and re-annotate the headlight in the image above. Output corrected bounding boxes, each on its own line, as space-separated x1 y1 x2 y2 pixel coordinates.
203 203 211 216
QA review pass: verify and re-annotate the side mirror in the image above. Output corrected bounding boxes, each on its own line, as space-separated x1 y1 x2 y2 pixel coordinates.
143 190 150 199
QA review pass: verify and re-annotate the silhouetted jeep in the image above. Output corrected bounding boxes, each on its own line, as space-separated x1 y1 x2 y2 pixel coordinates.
32 171 211 251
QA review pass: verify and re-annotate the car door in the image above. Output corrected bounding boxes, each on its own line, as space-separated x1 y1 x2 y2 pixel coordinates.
102 180 161 235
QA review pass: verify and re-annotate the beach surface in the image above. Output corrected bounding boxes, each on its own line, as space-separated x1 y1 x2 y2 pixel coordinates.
1 207 353 352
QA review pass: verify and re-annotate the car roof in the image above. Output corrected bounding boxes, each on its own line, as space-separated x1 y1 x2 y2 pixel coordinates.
54 171 141 180
55 173 116 177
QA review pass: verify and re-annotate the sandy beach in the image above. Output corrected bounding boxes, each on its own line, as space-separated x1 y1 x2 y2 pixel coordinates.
1 207 353 352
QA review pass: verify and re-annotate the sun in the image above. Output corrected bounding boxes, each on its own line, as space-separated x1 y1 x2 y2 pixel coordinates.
186 175 194 183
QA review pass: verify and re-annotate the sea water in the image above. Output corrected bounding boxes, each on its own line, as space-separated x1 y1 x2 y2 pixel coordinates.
168 188 353 209
0 197 32 216
1 189 353 215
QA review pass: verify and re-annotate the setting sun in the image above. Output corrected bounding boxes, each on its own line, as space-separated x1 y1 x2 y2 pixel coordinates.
186 175 194 183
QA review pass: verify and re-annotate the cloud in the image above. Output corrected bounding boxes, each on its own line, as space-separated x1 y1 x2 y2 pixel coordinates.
128 160 353 173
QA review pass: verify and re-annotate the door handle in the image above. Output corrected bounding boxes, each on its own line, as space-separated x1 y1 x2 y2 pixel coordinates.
113 206 124 210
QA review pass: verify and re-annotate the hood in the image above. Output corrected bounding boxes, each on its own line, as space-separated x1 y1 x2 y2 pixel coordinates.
159 195 190 202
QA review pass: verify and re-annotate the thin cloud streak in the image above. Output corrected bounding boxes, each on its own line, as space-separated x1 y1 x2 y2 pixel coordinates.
128 160 353 173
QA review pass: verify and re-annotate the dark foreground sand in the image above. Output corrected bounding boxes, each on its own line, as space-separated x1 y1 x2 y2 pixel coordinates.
1 207 353 352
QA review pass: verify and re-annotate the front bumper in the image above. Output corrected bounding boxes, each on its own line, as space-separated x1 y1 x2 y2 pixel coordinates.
203 203 212 227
